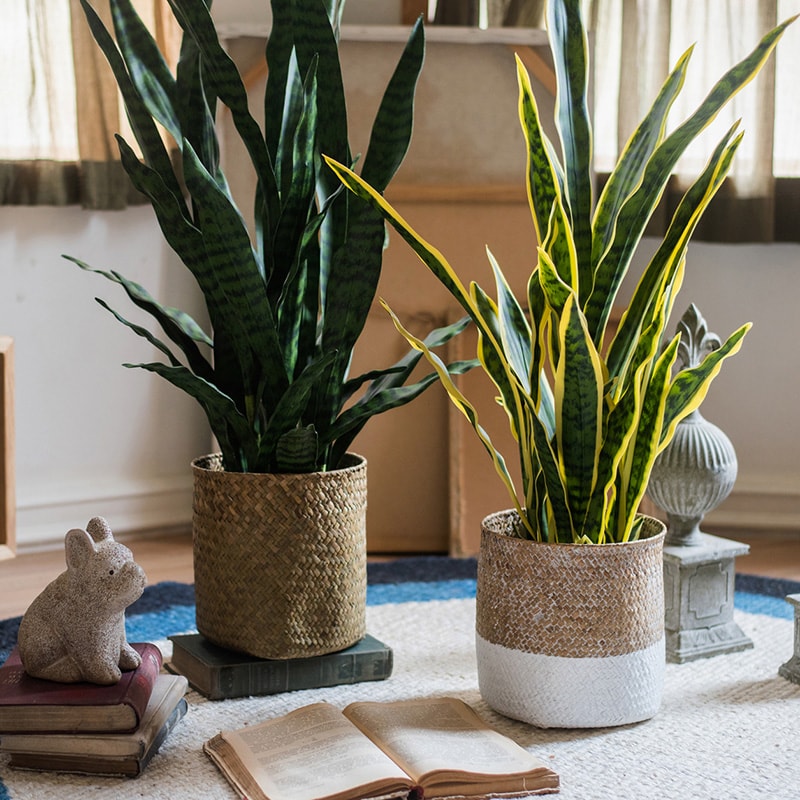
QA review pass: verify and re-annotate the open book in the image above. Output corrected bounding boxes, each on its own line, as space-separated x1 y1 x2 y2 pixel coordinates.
204 696 559 800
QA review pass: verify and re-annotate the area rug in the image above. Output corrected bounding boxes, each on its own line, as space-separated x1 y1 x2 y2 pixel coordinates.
1 558 799 800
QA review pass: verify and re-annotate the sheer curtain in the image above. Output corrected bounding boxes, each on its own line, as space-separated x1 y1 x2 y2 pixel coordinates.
0 0 180 210
431 0 799 241
591 0 800 242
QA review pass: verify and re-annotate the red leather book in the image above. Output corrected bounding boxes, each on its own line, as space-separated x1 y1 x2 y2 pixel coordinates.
0 642 162 734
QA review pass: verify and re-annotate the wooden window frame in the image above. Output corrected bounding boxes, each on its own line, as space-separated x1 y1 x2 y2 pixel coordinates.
0 337 15 559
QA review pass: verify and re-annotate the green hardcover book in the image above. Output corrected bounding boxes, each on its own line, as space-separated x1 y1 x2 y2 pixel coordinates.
167 634 393 700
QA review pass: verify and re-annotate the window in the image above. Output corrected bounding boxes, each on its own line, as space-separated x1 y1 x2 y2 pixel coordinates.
2 2 78 161
590 0 800 241
0 0 179 209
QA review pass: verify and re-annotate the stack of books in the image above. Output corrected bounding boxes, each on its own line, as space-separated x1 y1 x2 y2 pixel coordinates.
0 642 188 777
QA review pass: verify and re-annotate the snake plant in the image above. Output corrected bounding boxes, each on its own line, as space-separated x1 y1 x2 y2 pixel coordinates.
327 0 796 543
66 0 473 474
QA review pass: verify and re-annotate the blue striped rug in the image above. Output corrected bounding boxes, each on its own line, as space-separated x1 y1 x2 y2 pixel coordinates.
1 558 796 665
1 557 798 800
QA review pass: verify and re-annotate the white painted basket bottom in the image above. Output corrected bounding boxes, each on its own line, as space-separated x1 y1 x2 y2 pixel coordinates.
476 632 666 729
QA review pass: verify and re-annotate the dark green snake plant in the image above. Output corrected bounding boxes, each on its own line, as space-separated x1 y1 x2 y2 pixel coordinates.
67 0 474 474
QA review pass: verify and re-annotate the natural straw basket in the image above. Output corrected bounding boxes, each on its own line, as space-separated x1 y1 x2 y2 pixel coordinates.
192 453 367 660
476 509 666 728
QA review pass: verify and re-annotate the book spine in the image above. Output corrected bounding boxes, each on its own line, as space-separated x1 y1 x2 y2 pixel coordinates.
122 644 164 729
8 751 140 778
6 697 188 778
211 647 393 700
135 696 188 776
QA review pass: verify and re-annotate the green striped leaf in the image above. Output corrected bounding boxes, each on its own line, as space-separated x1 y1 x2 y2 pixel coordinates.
255 349 338 471
269 58 319 308
129 361 255 470
538 248 572 318
167 0 273 188
326 359 476 469
95 299 182 367
601 299 673 540
554 295 603 537
275 426 319 473
174 26 221 181
617 337 678 540
471 284 528 437
583 368 642 539
110 0 180 140
360 17 425 191
179 141 285 398
660 324 750 451
79 0 185 204
529 403 572 542
113 137 223 306
486 248 532 395
310 18 427 442
591 47 692 283
526 269 554 432
516 56 561 248
547 0 593 298
292 0 349 168
384 303 529 534
586 16 795 340
66 256 213 380
541 191 579 290
292 0 350 292
606 123 742 380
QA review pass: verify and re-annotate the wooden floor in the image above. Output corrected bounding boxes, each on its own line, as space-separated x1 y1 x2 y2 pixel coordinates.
1 527 799 620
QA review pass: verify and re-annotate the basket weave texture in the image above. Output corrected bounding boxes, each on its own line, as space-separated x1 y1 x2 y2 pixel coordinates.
476 510 666 659
192 453 367 660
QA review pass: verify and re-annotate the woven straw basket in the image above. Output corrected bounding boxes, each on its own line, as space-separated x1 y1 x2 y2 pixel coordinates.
192 453 368 660
476 510 666 728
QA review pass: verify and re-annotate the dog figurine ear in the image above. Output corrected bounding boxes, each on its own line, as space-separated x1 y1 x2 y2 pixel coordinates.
86 516 114 543
64 527 96 570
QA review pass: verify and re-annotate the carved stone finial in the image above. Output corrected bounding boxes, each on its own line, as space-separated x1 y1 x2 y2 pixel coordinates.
650 307 753 662
648 306 737 546
674 303 722 371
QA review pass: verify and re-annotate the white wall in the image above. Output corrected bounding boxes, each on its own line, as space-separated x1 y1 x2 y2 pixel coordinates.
649 240 800 530
1 206 208 550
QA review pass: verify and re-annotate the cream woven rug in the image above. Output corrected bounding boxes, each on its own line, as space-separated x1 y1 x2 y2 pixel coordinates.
1 578 798 799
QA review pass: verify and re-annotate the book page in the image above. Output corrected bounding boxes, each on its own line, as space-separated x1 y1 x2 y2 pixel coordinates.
216 702 412 800
344 697 550 788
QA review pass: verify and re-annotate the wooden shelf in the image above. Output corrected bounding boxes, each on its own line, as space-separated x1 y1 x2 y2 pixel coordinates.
216 19 549 46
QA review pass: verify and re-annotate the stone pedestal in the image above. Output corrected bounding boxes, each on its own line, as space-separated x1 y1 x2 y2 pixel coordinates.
663 533 754 663
778 594 800 685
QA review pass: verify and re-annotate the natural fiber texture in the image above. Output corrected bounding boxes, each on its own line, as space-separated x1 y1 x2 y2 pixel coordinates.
476 511 666 658
1 587 798 799
476 634 665 728
192 453 367 660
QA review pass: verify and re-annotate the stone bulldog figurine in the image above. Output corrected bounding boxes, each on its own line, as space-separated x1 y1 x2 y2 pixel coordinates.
17 517 147 684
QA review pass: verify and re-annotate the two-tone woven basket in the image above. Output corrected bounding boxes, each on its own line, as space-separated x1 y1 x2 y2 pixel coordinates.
476 509 666 728
192 453 368 660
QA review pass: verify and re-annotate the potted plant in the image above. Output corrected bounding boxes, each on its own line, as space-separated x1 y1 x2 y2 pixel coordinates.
326 0 794 726
67 0 472 660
